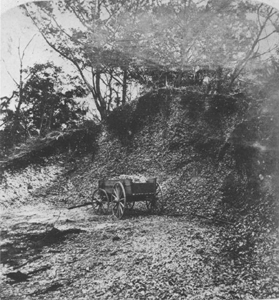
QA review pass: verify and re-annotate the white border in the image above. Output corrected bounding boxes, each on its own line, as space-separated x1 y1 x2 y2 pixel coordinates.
1 0 279 14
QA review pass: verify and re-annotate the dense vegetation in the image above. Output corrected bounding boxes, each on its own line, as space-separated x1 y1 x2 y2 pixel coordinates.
1 0 279 298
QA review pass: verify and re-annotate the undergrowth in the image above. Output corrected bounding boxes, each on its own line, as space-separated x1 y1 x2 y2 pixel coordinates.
2 87 278 297
1 120 100 171
105 87 279 293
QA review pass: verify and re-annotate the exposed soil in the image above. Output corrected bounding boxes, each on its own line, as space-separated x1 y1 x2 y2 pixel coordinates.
1 199 225 300
0 156 224 299
0 138 278 300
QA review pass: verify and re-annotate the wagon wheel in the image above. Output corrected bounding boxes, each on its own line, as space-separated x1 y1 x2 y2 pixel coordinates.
126 201 135 210
112 182 126 219
92 188 109 214
147 183 164 214
146 199 152 210
154 183 164 213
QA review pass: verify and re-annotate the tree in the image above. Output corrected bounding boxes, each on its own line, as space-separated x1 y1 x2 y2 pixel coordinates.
227 2 279 87
0 62 88 156
22 0 148 120
22 0 279 115
22 62 88 136
1 34 37 144
141 0 279 91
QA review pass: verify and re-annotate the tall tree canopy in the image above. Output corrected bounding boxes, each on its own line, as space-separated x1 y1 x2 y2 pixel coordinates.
22 0 279 119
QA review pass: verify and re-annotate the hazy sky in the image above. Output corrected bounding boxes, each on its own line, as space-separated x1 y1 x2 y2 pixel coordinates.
1 6 74 98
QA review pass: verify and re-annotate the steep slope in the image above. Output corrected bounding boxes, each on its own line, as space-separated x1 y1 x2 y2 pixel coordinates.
1 88 278 300
0 88 272 220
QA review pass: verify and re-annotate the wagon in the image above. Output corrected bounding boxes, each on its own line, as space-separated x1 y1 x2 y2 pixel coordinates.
92 177 163 219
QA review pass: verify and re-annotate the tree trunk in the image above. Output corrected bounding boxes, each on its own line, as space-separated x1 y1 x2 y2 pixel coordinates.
95 71 107 121
122 69 127 105
13 35 36 142
47 105 54 133
12 61 24 143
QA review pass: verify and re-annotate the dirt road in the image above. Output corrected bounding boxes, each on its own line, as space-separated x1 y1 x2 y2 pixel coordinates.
0 202 227 300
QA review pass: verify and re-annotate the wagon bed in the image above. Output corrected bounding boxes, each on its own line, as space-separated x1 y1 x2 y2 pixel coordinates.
99 178 156 196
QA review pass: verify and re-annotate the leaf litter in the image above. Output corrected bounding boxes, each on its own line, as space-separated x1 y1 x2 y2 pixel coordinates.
1 199 225 300
1 152 278 299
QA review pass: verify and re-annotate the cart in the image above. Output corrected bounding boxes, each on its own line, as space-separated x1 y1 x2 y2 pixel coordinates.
92 177 163 219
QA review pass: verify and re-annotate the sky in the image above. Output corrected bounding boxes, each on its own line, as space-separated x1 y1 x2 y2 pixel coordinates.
1 5 75 98
1 0 279 99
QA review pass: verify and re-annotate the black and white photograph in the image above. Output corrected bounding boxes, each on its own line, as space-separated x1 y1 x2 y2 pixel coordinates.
1 0 279 299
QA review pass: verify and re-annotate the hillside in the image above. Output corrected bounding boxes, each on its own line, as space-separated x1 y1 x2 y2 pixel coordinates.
1 88 279 299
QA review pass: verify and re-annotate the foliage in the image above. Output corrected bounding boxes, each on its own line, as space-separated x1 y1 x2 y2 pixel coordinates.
1 121 100 171
21 0 279 120
215 58 279 287
109 63 279 248
106 103 135 141
22 0 142 119
106 89 171 142
23 63 88 134
1 3 279 294
1 57 279 298
134 89 171 123
0 62 88 159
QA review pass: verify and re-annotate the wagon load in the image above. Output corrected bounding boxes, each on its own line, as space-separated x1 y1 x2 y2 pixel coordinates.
110 174 148 183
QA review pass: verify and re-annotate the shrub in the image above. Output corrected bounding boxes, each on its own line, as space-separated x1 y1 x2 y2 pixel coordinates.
209 94 238 115
1 120 100 171
106 103 135 140
180 91 205 120
64 120 100 155
107 90 171 141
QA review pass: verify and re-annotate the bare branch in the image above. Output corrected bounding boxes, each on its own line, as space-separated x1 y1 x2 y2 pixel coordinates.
24 6 93 92
50 14 76 42
0 120 10 128
257 3 263 28
91 67 97 96
18 38 21 62
253 45 278 59
21 34 37 61
99 74 109 87
67 3 92 32
270 15 279 30
0 91 18 103
230 7 278 86
1 58 19 87
258 30 278 43
23 69 36 82
110 73 124 86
